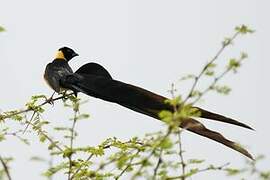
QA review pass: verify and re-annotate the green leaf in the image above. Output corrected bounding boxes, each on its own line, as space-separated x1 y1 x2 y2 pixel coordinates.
225 168 241 176
180 74 196 81
30 156 46 162
213 85 231 95
0 134 5 142
63 148 73 158
228 58 241 73
165 96 182 106
39 134 47 143
158 110 173 123
187 159 205 164
43 162 68 177
0 26 5 32
235 25 255 34
160 137 173 149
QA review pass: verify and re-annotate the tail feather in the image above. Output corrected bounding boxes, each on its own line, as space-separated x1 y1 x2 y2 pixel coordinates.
61 73 253 159
180 118 254 160
195 107 254 130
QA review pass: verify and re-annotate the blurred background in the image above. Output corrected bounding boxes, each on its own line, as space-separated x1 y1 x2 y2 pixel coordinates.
0 0 269 179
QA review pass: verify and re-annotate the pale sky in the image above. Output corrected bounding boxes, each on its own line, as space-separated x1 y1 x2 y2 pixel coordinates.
0 1 269 179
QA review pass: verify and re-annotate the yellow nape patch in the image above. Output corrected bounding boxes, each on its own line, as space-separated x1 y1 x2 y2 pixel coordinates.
55 51 66 60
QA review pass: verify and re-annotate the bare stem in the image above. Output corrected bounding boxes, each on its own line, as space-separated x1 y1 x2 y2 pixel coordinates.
178 131 186 180
166 163 230 180
68 108 78 180
0 155 12 180
153 149 163 179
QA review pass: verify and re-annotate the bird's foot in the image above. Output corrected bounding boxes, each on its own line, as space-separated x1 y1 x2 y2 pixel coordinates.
62 91 69 100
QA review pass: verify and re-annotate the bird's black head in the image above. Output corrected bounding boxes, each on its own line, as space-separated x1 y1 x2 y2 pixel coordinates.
56 47 79 61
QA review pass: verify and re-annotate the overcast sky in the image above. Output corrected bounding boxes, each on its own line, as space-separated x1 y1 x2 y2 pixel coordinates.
0 0 269 179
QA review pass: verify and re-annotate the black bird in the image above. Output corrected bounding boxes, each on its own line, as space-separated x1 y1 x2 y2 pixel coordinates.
44 47 254 159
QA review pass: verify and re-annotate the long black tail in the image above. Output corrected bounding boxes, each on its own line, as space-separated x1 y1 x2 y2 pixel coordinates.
194 107 254 130
60 63 254 159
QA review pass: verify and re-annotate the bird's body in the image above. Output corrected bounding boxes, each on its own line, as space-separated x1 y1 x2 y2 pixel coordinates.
44 47 254 160
44 59 73 93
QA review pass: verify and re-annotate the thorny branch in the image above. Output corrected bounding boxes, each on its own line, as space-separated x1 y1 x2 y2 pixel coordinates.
0 155 12 180
0 93 74 122
26 119 64 152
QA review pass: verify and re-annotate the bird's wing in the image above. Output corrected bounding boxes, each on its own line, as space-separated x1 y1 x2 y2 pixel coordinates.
75 63 113 79
44 63 61 92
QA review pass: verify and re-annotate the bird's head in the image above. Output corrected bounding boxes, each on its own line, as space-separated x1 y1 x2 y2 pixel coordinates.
56 47 79 61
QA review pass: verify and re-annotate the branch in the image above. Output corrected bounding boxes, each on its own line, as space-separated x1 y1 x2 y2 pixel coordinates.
178 131 186 180
132 129 172 179
68 109 78 180
115 150 141 180
27 119 64 152
191 55 246 104
0 93 74 122
183 31 240 104
153 149 163 179
0 156 12 180
166 163 230 180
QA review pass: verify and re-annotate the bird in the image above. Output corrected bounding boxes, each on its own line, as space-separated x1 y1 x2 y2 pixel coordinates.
44 47 254 160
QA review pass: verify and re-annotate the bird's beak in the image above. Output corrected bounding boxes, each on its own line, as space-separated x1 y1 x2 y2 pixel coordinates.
73 53 79 57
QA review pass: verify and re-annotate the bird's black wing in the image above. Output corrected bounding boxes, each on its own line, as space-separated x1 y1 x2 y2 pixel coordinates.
75 63 113 79
44 63 61 92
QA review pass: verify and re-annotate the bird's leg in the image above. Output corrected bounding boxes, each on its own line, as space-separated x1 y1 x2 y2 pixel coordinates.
62 90 68 100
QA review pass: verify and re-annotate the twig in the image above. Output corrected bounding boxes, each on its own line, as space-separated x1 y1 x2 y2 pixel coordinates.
166 163 230 180
26 120 63 152
191 57 245 105
115 150 141 180
177 131 186 180
70 153 94 180
153 149 163 179
68 110 78 180
132 129 172 179
23 111 36 134
183 31 240 104
0 155 12 180
48 157 54 180
0 93 74 121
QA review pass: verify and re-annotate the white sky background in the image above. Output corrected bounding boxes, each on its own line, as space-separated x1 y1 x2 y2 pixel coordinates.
0 0 269 179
